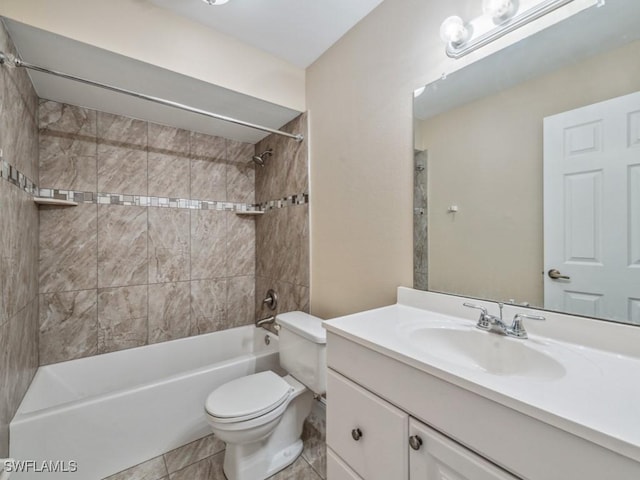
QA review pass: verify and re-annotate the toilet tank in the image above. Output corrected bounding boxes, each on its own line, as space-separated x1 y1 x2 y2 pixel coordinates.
277 311 326 394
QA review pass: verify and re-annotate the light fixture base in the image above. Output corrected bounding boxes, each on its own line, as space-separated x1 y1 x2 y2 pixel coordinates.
444 0 576 59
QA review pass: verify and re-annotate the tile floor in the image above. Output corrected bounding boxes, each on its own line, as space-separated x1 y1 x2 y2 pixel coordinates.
102 429 325 480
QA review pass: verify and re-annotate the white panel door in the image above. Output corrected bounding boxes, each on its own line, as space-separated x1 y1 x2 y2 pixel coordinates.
408 418 517 480
544 91 640 323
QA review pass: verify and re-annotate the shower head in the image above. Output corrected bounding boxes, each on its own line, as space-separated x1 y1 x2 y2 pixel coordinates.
250 148 273 167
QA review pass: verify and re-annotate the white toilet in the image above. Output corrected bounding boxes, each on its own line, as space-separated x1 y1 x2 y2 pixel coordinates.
204 311 326 480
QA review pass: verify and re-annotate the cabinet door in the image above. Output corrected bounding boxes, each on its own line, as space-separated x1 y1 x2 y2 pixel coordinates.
328 448 364 480
327 369 409 480
409 419 519 480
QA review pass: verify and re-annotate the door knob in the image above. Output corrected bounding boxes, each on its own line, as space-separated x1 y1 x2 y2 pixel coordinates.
409 435 423 450
548 269 570 280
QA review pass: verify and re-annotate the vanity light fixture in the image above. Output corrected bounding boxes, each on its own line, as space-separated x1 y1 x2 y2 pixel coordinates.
202 0 230 5
439 16 471 47
483 0 518 23
441 0 576 59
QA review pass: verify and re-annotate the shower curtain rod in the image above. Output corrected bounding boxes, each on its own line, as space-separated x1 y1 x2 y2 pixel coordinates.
0 51 304 142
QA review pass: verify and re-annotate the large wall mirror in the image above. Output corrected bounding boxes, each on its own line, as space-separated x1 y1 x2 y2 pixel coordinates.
413 0 640 325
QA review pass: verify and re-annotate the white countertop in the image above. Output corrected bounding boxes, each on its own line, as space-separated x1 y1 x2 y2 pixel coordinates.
323 289 640 464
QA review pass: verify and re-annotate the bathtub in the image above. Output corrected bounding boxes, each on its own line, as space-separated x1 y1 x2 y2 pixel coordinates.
9 326 279 479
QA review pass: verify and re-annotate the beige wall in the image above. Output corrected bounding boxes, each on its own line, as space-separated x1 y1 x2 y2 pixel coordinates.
305 0 496 318
306 0 453 319
0 0 305 111
419 40 640 307
306 0 601 319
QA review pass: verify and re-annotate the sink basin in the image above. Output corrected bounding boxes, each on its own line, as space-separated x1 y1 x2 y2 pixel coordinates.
405 325 566 379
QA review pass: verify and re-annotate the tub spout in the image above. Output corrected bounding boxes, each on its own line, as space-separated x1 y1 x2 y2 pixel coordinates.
256 315 275 328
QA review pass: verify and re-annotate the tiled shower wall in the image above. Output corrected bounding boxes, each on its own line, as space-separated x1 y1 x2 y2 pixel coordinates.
0 21 40 456
37 101 258 365
254 113 310 320
253 114 326 478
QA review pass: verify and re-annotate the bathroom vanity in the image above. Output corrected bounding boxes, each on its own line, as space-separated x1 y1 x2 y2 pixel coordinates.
323 288 640 480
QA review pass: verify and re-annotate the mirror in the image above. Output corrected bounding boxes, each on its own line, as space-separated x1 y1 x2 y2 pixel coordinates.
413 0 640 325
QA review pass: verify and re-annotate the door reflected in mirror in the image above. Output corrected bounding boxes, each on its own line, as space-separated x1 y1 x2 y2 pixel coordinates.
413 0 640 325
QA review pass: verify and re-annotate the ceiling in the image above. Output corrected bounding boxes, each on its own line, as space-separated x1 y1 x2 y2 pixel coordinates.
148 0 385 68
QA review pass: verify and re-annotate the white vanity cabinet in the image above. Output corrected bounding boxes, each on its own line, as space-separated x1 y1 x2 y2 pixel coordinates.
327 449 365 480
324 311 640 480
326 369 408 480
327 369 518 480
408 419 518 480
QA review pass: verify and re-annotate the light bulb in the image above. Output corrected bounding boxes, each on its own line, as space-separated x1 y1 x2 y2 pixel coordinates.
482 0 517 22
439 16 470 46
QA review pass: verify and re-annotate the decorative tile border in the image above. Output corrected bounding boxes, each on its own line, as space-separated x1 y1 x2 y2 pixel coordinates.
257 193 309 211
0 157 38 195
37 189 310 212
0 158 310 212
37 189 262 212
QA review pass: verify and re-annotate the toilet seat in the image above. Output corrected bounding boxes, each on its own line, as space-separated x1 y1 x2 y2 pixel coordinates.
205 371 293 424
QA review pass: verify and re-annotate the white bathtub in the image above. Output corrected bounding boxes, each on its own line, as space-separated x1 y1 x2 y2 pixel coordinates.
10 326 279 479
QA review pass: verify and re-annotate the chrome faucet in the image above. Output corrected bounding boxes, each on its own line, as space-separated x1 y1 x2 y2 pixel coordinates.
463 302 545 339
463 302 508 334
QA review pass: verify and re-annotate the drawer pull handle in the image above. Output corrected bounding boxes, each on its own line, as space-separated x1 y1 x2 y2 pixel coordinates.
351 428 363 441
409 435 423 451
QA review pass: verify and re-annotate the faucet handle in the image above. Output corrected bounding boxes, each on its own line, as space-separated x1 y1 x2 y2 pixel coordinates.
463 302 488 315
463 303 489 328
508 313 546 339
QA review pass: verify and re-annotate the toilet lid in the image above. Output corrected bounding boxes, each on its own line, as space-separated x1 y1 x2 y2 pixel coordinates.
205 371 292 422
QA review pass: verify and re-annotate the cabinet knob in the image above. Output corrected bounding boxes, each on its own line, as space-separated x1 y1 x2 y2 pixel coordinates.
409 435 423 451
351 428 363 441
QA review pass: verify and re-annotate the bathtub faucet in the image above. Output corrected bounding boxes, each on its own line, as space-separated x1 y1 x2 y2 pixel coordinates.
256 315 276 328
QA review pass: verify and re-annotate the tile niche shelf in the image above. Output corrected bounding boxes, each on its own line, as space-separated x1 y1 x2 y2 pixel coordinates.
34 197 78 206
235 211 264 216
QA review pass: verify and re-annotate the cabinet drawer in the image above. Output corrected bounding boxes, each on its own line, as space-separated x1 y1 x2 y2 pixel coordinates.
328 448 364 480
409 418 519 480
327 369 408 480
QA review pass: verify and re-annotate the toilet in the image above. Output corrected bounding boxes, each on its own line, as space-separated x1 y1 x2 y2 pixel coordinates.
204 311 326 480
